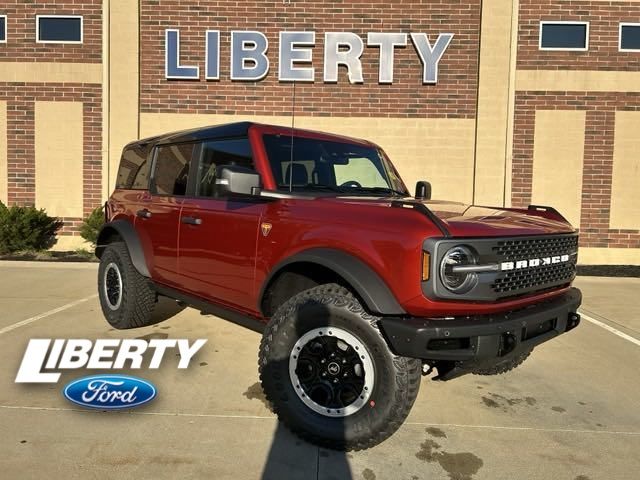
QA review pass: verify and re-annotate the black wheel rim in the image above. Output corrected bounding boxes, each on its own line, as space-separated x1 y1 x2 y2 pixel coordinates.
103 263 123 311
289 327 374 417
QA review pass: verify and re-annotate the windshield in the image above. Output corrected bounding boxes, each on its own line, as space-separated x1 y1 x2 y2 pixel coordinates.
263 134 408 196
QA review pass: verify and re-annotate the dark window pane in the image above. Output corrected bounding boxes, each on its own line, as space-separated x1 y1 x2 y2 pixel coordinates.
0 17 6 42
116 144 152 190
621 25 640 50
540 23 587 49
196 138 253 197
153 143 195 196
38 17 82 42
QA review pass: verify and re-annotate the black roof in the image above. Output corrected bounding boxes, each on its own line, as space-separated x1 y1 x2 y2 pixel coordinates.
126 121 375 150
133 121 254 147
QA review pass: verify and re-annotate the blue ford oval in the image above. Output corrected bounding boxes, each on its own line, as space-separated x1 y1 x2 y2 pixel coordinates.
63 374 157 410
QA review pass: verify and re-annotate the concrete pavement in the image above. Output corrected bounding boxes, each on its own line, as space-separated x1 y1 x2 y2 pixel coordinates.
0 262 638 479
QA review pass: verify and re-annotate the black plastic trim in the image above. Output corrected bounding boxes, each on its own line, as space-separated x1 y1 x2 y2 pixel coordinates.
379 287 582 364
95 219 150 277
390 200 451 237
259 248 406 316
154 284 265 333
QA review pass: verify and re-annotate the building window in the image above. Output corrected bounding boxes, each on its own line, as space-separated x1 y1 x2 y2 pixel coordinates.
36 15 83 44
0 15 6 43
539 21 589 51
620 23 640 52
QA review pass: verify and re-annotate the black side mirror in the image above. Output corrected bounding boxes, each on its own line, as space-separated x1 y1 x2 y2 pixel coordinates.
415 181 432 200
216 165 261 196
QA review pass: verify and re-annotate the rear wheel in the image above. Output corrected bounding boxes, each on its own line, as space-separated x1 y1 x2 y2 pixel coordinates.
259 284 421 451
472 348 532 376
98 242 157 329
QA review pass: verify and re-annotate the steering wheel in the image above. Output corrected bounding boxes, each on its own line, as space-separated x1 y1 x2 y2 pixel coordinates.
340 180 362 188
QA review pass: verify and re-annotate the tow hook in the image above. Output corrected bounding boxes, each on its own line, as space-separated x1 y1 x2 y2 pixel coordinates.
422 363 434 376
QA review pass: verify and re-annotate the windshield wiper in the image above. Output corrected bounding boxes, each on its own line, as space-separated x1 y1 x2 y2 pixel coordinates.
348 186 408 197
278 184 347 193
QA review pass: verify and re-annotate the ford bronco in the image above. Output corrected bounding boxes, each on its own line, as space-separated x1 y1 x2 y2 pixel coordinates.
96 122 582 450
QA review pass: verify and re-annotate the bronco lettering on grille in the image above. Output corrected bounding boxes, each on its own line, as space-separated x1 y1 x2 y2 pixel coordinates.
500 254 570 271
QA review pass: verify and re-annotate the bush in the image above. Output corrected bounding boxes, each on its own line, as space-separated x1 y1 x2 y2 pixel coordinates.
80 206 105 246
0 202 63 254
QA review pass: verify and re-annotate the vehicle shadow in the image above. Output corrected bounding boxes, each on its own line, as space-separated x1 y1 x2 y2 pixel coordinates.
259 299 354 480
149 296 186 324
260 422 353 480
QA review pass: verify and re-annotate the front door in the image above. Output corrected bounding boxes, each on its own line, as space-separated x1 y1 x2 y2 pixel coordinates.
178 138 265 310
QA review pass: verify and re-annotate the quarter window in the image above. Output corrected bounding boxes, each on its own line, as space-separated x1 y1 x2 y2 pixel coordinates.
539 21 589 51
196 138 253 197
36 15 82 44
620 23 640 52
0 16 6 43
152 143 196 196
116 144 152 190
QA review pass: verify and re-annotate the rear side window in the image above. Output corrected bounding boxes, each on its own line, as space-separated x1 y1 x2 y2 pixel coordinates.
196 138 253 197
116 144 152 190
152 143 196 196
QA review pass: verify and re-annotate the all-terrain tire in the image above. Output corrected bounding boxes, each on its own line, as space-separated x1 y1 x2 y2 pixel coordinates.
472 349 532 376
258 283 421 451
98 241 157 329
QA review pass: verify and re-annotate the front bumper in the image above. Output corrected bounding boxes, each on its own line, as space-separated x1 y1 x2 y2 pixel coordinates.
379 287 582 379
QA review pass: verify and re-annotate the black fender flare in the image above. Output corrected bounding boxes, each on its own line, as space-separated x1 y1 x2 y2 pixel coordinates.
95 219 150 277
259 248 406 316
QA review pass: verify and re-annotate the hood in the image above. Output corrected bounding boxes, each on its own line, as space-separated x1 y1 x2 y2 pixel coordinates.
322 196 575 237
421 200 575 237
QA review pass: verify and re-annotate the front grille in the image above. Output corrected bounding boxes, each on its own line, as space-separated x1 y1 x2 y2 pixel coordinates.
492 262 575 294
492 235 579 260
490 234 578 297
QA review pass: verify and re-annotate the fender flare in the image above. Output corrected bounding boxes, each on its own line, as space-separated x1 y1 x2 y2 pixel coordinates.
95 219 150 277
259 248 406 316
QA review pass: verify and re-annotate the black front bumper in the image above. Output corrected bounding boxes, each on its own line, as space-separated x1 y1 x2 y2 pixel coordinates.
379 288 582 379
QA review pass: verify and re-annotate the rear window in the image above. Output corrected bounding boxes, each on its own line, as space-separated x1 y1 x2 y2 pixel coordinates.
151 143 196 196
115 144 152 190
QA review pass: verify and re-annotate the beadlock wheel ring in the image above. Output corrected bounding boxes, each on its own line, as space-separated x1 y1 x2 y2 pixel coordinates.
289 327 375 418
103 262 123 311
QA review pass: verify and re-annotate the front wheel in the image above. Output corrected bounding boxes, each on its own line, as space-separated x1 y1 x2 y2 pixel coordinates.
259 284 421 451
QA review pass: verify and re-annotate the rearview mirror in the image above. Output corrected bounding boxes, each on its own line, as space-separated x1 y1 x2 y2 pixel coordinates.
415 181 432 200
216 165 261 196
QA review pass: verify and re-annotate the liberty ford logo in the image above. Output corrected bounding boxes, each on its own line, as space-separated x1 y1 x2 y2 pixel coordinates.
63 375 157 409
500 254 570 271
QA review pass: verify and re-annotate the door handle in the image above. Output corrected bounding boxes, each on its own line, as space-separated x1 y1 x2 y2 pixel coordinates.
136 209 152 219
182 216 202 225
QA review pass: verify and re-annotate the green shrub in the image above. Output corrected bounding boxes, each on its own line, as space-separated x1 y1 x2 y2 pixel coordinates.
0 202 63 254
80 206 105 246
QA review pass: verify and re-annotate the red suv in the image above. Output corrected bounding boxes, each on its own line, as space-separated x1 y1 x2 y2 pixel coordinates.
97 122 582 450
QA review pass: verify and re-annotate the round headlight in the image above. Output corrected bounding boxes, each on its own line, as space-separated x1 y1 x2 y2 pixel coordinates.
439 246 478 294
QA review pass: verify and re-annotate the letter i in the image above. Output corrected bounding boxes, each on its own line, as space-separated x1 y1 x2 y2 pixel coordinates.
45 339 65 369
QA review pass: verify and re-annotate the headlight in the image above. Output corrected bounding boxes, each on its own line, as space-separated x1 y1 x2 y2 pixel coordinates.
439 246 478 293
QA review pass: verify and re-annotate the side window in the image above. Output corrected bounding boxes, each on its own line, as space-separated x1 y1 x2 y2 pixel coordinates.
196 138 253 197
152 143 196 196
116 144 151 190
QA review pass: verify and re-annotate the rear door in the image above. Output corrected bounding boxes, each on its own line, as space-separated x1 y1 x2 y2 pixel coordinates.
135 142 196 287
178 138 265 310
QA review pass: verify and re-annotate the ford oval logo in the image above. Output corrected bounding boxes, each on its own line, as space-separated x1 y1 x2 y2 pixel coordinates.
63 375 157 409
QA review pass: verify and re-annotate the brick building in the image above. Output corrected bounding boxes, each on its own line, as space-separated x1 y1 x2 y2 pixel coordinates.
0 0 638 265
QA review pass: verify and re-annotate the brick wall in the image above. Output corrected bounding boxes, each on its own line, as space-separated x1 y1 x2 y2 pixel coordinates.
139 0 481 118
0 0 102 63
518 0 640 71
511 91 640 249
1 82 102 234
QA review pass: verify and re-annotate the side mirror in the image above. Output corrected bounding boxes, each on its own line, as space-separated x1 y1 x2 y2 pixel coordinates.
415 181 432 200
216 165 261 196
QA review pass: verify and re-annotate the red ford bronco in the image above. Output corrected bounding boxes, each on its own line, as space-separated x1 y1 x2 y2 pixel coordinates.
97 122 581 450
